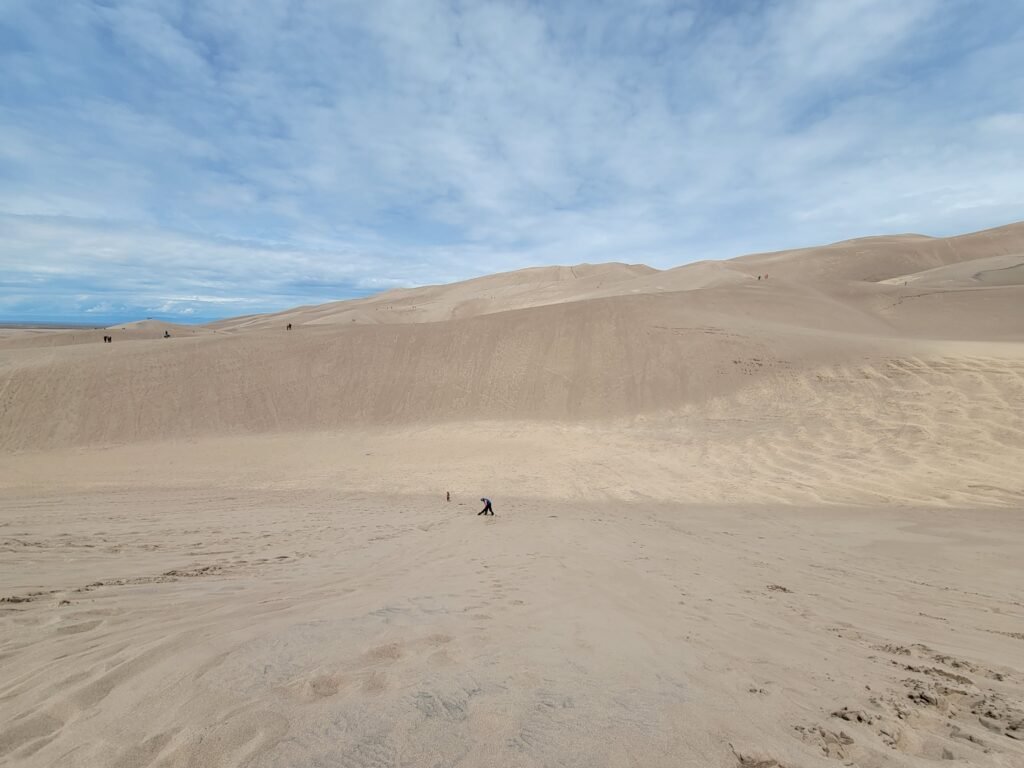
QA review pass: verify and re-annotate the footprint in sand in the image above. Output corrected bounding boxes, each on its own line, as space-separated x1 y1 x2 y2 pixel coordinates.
793 724 855 760
298 674 346 700
362 643 403 664
728 744 788 767
0 712 62 759
55 619 103 635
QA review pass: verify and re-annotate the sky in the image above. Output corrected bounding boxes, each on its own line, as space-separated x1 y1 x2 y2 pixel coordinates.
1 0 1023 323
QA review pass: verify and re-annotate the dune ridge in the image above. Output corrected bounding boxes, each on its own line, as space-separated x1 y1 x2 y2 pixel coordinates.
1 222 1022 510
2 222 1023 767
2 222 1023 454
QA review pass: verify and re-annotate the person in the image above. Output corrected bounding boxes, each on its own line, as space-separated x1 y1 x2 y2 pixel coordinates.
446 491 450 502
478 497 493 516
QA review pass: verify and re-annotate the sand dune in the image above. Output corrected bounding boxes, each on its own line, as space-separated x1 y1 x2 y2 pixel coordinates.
733 221 1024 283
209 263 658 331
880 252 1024 288
206 222 1024 331
3 223 1022 452
0 319 216 351
2 491 1022 767
2 222 1023 767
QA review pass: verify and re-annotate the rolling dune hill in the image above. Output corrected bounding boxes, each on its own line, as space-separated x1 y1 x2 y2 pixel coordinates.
733 221 1024 283
2 223 1024 768
1 223 1022 476
0 319 216 350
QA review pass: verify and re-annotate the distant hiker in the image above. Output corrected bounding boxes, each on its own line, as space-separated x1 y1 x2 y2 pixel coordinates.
286 323 292 330
446 491 451 502
757 275 761 281
163 330 170 338
478 497 493 516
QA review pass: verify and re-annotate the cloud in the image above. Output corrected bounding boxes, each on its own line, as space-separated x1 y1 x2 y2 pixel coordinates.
1 0 1023 321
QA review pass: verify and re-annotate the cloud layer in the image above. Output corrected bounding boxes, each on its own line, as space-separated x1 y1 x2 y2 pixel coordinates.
2 0 1023 321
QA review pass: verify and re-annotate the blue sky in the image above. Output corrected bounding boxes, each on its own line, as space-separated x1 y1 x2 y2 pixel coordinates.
1 0 1023 323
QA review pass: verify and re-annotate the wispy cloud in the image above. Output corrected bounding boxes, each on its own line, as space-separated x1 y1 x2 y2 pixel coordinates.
1 0 1022 321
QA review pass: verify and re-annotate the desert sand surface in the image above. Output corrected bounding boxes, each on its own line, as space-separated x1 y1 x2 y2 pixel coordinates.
2 222 1024 767
0 320 216 352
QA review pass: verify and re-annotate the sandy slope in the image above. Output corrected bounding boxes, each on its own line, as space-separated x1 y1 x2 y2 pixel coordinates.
732 222 1024 283
3 226 1023 452
2 491 1022 767
0 320 216 351
1 222 1023 767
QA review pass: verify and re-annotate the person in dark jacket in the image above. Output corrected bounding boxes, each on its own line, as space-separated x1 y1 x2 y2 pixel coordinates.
478 497 493 516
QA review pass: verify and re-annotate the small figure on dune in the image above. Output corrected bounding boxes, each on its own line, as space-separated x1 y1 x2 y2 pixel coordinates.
163 330 170 338
478 497 493 516
286 323 292 330
446 491 451 502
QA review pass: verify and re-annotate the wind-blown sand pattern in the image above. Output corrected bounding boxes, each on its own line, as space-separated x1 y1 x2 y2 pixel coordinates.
2 223 1023 766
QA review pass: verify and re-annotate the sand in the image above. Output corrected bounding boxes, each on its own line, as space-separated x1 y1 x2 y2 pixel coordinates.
1 222 1023 766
